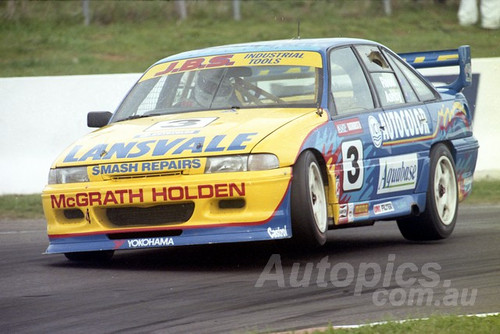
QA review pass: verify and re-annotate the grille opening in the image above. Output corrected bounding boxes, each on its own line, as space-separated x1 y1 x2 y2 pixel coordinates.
63 209 84 219
110 171 183 180
107 230 183 240
107 203 194 227
218 199 246 209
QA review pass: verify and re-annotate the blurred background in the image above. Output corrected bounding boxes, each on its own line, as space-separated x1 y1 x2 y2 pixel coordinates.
1 0 498 78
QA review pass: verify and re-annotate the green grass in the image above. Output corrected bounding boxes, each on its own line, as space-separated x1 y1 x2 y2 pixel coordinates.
300 313 500 333
464 179 500 204
0 194 44 219
1 0 499 77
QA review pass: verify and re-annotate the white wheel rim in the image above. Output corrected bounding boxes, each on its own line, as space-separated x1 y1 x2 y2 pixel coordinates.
309 162 327 233
434 156 457 226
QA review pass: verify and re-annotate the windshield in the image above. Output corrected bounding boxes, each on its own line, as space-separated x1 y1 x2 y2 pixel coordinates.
113 51 323 122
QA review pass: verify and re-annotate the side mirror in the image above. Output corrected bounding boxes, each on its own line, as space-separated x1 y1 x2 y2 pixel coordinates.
87 111 112 128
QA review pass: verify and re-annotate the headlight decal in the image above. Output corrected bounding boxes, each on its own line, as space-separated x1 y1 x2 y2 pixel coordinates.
205 154 279 173
248 154 279 171
205 155 248 173
48 167 90 184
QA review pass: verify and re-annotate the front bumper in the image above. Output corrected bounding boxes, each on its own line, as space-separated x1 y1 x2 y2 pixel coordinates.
42 168 292 254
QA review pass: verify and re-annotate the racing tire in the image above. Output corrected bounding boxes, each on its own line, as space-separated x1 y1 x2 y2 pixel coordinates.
397 144 458 241
290 151 328 248
64 250 115 262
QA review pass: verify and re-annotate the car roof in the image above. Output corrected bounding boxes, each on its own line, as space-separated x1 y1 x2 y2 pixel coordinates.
153 38 380 65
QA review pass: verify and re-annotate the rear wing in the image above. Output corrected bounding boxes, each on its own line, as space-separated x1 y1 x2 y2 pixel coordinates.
398 45 471 92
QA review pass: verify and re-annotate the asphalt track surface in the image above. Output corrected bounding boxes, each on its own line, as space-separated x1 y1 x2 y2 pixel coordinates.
1 205 499 333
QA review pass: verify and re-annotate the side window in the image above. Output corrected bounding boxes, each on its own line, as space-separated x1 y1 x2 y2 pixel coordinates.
132 76 167 115
390 54 437 101
383 50 419 103
355 45 405 107
371 72 405 106
329 47 374 115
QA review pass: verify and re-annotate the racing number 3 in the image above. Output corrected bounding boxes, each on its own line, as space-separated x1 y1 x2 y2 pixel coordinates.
341 140 364 191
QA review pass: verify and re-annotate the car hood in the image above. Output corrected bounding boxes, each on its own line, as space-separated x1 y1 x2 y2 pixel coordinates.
54 108 315 167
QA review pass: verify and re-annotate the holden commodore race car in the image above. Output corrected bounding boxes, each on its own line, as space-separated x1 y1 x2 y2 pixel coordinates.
42 38 479 261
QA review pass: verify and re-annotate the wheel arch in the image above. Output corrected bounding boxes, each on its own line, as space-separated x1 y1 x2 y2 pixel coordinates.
293 148 332 220
426 141 457 185
290 149 330 247
433 140 456 162
415 141 455 212
297 148 330 187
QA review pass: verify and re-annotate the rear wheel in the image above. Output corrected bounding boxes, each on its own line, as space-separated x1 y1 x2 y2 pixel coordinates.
64 250 114 262
291 151 328 248
397 144 458 241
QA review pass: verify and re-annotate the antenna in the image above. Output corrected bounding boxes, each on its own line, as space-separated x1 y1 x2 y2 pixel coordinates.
297 19 301 39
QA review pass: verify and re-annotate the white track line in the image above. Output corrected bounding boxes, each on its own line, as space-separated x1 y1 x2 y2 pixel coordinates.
277 312 500 333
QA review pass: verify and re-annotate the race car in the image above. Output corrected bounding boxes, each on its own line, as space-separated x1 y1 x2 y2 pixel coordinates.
42 38 479 261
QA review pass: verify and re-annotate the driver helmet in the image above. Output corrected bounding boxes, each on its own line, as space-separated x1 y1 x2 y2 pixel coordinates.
193 69 234 107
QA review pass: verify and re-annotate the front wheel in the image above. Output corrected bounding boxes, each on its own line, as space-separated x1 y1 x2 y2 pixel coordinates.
290 151 328 248
397 144 458 241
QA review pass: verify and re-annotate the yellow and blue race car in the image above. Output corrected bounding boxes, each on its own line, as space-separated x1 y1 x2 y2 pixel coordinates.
42 38 479 261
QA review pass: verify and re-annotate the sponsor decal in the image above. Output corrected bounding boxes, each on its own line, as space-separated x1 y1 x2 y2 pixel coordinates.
338 204 348 224
91 159 202 176
377 154 418 194
368 116 383 148
339 204 348 219
369 108 431 147
335 174 341 199
152 183 245 201
338 203 355 223
92 162 140 176
267 226 288 239
63 133 257 163
135 129 200 138
335 118 363 136
464 63 472 83
354 203 369 217
377 73 405 104
374 202 395 215
348 203 354 222
128 237 174 248
153 55 235 77
463 174 473 193
459 171 474 197
146 118 217 132
50 182 245 209
244 51 306 65
140 51 323 82
51 189 145 209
